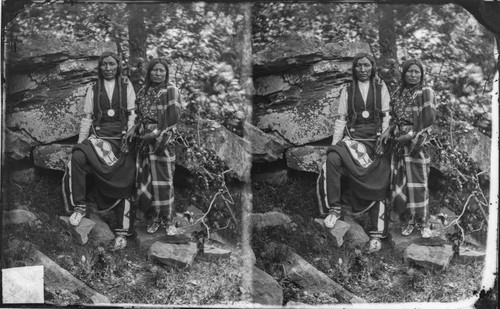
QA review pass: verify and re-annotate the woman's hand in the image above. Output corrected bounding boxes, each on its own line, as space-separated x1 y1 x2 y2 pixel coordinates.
140 132 157 145
375 129 390 155
396 134 413 144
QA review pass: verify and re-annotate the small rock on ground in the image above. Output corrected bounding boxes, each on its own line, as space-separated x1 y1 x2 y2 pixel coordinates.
343 216 369 248
404 243 454 270
148 241 198 268
3 209 37 226
88 213 115 246
251 211 292 230
314 218 350 247
59 216 96 245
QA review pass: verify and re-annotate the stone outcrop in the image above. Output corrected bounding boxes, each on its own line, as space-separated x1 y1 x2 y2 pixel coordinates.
253 38 370 148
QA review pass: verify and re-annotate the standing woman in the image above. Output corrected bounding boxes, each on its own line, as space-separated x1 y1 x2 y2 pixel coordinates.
390 59 436 238
135 58 181 236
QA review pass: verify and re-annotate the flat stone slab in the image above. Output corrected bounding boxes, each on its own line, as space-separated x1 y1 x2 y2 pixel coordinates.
3 209 37 225
148 241 198 268
404 243 454 270
27 245 110 304
59 216 96 245
314 218 351 247
252 266 283 305
455 246 486 264
201 245 232 261
2 265 44 304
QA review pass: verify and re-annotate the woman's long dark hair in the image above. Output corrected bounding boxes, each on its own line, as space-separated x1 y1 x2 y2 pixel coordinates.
144 58 170 92
400 59 425 91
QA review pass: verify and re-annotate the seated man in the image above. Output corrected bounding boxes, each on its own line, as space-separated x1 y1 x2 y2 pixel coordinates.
317 53 392 252
62 51 137 250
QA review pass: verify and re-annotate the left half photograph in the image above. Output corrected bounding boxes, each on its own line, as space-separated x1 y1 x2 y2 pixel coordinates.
2 1 253 305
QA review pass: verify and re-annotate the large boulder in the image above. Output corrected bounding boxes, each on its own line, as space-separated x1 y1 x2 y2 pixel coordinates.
175 120 252 182
32 120 251 182
6 32 116 145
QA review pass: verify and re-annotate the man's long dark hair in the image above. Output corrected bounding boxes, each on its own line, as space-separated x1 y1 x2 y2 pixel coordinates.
351 52 377 82
144 58 170 92
97 51 121 80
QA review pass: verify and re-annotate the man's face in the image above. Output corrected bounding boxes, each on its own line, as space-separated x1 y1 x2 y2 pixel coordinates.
354 57 372 82
101 56 118 80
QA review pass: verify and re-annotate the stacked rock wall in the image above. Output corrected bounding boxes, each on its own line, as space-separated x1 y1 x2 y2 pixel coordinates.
251 38 370 173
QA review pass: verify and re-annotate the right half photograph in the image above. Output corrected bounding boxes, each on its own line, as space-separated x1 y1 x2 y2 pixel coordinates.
248 2 498 306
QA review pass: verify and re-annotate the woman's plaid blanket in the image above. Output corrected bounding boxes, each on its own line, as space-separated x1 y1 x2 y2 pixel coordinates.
136 145 175 221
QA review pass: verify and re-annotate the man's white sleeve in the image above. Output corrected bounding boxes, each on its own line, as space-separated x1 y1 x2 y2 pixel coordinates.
381 82 391 132
126 82 137 130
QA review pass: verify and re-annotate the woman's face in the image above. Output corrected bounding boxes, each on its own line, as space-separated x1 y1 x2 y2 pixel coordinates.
404 64 422 86
150 63 167 84
101 56 118 80
354 57 372 82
